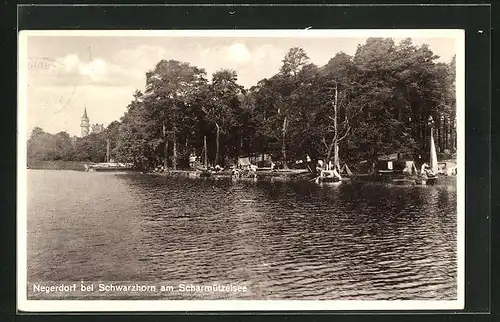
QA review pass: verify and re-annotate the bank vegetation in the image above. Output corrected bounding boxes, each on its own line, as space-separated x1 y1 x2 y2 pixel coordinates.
27 38 457 172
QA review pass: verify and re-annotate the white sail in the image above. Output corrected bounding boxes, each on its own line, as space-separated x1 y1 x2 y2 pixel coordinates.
430 129 438 174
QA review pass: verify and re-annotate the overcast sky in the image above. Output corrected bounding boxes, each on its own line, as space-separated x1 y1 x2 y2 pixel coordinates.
23 32 458 137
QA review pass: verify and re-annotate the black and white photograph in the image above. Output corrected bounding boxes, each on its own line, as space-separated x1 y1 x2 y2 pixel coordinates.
18 29 464 311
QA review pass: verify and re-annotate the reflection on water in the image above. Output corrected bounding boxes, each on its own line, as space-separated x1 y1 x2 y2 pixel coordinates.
27 170 457 300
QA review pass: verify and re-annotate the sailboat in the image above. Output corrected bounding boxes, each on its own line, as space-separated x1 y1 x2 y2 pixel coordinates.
198 136 212 177
314 162 343 185
85 139 133 172
419 121 439 185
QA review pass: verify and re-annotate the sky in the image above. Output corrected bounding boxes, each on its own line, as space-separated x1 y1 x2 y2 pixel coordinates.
22 31 459 137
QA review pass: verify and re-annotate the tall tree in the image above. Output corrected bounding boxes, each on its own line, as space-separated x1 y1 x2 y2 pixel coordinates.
202 69 243 166
247 77 283 160
141 60 208 169
280 47 310 77
350 38 417 163
107 38 456 172
285 63 322 161
276 47 311 167
104 120 121 161
115 91 160 169
53 131 75 161
315 52 363 170
28 127 52 161
27 127 76 162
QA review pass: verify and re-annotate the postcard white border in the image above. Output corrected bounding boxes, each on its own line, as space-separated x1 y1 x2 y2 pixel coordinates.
17 29 465 312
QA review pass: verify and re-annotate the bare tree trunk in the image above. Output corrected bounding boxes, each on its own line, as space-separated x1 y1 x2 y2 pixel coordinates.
282 116 288 169
173 123 177 170
215 123 220 166
326 141 339 171
452 118 456 151
333 84 339 171
437 116 441 151
203 135 208 169
334 144 340 171
106 139 110 163
163 123 168 169
165 139 169 169
326 84 340 171
445 116 449 151
326 148 332 168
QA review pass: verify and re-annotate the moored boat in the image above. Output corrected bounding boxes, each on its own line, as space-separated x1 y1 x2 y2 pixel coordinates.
315 169 342 185
85 162 134 172
352 118 442 186
419 118 440 185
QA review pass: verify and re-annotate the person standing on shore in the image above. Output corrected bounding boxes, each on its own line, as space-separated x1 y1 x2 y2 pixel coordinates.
189 151 196 169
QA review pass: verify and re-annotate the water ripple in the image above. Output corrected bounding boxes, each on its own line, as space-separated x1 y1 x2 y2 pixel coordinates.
28 170 457 300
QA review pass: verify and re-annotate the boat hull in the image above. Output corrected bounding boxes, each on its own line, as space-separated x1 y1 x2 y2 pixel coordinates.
316 177 342 184
88 167 134 172
85 163 134 172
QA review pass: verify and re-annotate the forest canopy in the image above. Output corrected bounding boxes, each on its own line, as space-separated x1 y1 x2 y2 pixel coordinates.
28 38 457 171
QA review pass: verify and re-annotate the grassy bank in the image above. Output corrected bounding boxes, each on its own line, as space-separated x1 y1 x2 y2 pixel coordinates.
27 160 89 171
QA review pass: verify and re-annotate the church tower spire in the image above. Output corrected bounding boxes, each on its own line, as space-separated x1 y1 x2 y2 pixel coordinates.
81 106 90 137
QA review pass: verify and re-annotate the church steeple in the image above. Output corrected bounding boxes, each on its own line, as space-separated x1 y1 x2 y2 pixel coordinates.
80 106 90 137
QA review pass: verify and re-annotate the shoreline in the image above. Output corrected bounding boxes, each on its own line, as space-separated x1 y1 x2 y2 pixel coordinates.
147 169 314 181
26 161 457 186
27 160 89 171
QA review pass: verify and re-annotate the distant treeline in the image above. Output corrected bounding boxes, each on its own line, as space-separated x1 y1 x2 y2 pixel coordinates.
27 160 89 171
28 38 456 171
27 122 120 164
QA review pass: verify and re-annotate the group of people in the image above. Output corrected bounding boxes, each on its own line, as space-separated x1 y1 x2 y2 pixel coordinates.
420 163 436 178
231 164 258 179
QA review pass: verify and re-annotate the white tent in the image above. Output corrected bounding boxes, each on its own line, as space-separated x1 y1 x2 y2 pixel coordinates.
238 157 251 167
340 164 353 176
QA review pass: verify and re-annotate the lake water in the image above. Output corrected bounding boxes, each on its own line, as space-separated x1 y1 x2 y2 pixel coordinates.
26 170 457 300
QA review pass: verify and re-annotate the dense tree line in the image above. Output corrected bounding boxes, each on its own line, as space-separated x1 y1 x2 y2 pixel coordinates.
28 38 457 171
27 121 121 164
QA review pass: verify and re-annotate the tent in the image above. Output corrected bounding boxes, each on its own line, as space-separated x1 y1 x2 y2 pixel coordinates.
238 157 258 171
238 157 251 167
340 164 353 176
405 161 419 175
376 160 418 174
